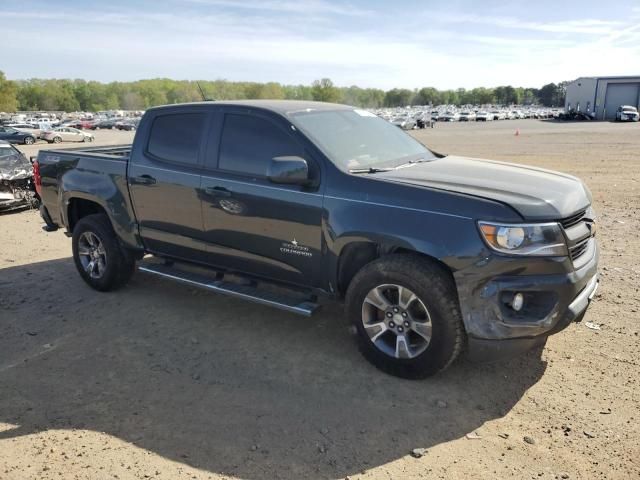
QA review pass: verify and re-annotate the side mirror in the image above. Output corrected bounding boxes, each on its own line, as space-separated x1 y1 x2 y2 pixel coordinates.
267 156 309 185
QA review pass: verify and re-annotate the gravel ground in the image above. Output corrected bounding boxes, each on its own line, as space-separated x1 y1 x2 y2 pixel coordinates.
0 120 638 480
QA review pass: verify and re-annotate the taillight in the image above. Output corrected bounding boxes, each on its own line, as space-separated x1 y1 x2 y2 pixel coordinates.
32 159 42 197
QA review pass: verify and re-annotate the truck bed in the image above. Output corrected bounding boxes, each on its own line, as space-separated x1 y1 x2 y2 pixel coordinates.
37 143 132 160
36 143 136 242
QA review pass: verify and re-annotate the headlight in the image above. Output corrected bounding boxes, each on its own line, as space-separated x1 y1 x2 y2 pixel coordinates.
478 221 568 256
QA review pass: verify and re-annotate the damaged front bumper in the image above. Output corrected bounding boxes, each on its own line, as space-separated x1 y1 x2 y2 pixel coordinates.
0 184 37 212
454 239 599 361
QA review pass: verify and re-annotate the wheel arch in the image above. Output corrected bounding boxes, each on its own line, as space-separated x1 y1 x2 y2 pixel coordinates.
66 197 109 233
335 237 454 298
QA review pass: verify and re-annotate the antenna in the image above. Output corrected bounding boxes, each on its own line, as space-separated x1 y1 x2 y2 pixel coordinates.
196 82 213 101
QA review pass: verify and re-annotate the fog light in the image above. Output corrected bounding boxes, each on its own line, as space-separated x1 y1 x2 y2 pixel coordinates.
512 293 524 312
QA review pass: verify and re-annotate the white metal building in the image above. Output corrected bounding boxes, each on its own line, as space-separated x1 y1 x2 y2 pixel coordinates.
565 76 640 120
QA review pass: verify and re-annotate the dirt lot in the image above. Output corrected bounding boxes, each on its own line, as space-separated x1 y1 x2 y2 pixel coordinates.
1 121 638 480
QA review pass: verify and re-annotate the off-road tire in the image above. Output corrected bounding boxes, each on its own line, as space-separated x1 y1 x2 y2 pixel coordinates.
72 214 136 291
345 254 465 379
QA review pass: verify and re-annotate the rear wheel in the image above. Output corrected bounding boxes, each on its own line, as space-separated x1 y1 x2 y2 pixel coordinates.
346 255 464 379
72 214 136 291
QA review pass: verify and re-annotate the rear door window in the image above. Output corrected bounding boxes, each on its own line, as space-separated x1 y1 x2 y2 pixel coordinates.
147 113 205 165
218 113 301 176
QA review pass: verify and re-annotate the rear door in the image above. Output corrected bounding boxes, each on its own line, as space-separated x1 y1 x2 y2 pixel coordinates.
199 108 324 287
128 107 210 262
66 128 83 142
60 128 74 141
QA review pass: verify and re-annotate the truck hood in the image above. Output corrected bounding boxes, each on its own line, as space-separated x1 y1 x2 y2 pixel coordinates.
377 156 591 220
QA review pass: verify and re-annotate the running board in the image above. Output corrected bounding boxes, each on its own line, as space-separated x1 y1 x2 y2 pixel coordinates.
138 261 320 317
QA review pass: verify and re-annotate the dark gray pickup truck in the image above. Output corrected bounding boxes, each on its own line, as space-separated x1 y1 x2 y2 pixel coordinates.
36 100 599 378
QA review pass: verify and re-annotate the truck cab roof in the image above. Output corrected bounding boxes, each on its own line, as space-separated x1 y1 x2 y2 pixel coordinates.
146 100 353 116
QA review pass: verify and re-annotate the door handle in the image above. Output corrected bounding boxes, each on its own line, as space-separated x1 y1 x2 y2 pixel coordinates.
204 186 231 197
130 174 156 185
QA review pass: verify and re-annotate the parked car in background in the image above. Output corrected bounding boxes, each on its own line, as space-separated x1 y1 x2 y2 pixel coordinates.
4 123 44 138
0 126 37 145
64 119 95 129
475 111 493 121
25 118 56 127
391 116 417 130
115 119 139 131
90 119 118 130
0 140 38 212
42 127 95 144
438 111 459 122
458 111 476 122
615 105 639 122
415 113 433 129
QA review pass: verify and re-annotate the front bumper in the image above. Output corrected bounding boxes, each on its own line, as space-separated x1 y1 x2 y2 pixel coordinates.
0 190 33 212
454 239 599 361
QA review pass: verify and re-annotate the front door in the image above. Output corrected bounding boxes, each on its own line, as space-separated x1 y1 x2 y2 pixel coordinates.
128 108 209 262
199 109 324 287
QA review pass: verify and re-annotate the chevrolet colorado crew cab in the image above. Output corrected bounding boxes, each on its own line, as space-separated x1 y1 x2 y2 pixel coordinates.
36 101 599 378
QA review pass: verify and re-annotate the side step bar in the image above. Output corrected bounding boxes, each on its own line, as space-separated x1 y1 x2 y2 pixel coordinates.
138 261 320 317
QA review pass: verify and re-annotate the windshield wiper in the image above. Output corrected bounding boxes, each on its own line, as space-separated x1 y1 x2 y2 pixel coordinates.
349 167 396 174
394 158 431 169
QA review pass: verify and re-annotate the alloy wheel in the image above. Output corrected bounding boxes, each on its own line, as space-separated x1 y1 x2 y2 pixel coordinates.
361 284 432 359
77 231 107 279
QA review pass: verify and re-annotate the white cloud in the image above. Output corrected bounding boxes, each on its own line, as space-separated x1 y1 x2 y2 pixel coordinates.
2 4 640 89
185 0 370 16
430 13 622 35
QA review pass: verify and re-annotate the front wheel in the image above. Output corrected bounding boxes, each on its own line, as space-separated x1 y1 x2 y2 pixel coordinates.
52 136 62 144
345 255 464 379
24 136 35 145
72 214 136 291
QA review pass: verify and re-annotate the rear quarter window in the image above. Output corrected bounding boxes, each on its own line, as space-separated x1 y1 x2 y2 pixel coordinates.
147 113 205 165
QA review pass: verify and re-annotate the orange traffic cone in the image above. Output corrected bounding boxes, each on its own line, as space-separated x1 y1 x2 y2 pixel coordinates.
515 129 520 136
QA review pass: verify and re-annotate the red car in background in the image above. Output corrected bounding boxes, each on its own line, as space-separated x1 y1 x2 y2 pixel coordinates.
65 119 95 130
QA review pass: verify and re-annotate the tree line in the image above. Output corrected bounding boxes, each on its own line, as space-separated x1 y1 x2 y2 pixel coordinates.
0 71 567 113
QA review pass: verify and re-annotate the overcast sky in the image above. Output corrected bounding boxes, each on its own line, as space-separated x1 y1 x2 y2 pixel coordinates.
3 0 640 89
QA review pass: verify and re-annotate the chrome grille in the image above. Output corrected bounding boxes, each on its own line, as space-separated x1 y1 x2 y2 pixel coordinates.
569 237 590 260
561 208 593 262
560 209 587 229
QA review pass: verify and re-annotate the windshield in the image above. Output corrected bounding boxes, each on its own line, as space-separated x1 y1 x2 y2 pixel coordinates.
290 109 435 171
0 145 17 159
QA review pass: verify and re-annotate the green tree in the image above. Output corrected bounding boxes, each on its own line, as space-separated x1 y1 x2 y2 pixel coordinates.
0 71 18 112
311 78 341 103
414 87 439 106
384 88 413 107
258 82 285 99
